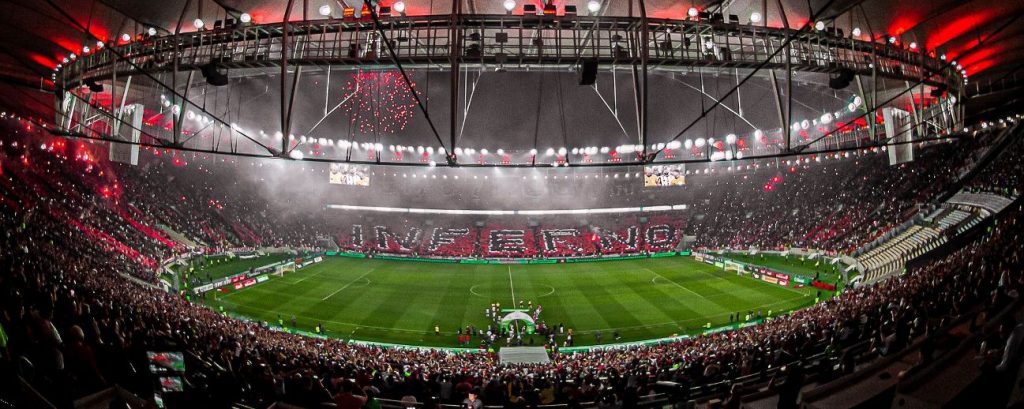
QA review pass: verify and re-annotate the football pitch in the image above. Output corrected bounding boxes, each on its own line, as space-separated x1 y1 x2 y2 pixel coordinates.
204 256 823 347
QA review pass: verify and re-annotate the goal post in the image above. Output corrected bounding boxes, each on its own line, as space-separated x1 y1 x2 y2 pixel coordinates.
273 261 296 277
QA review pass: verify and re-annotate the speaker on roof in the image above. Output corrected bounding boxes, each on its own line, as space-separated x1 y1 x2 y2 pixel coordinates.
200 62 229 86
579 59 598 85
84 78 103 93
828 67 855 90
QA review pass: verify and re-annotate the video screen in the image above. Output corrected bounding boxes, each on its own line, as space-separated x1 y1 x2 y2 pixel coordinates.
159 376 184 392
329 163 371 187
644 164 686 187
147 351 186 373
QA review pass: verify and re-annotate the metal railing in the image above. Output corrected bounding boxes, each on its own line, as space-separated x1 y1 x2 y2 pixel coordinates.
59 14 957 90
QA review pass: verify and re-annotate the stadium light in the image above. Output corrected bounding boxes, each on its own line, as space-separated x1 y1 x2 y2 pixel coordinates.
545 148 555 156
529 148 538 155
749 11 761 23
695 138 706 148
684 139 693 149
725 134 737 144
852 27 862 37
147 27 157 36
503 0 516 12
393 1 406 14
319 4 332 16
239 13 252 23
587 0 601 14
688 7 699 18
193 18 205 29
814 21 825 31
121 33 131 42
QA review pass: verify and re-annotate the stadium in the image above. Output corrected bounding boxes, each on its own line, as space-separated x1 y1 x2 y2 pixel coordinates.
0 0 1023 408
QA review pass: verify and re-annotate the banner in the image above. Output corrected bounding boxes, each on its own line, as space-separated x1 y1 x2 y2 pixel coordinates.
233 278 257 290
750 266 791 287
791 276 812 285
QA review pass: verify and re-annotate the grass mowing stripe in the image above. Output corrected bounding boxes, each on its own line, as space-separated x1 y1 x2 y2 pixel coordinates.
321 270 374 301
202 256 829 347
616 268 708 325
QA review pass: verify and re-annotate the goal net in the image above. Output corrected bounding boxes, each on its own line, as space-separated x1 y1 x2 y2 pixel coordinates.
273 261 296 277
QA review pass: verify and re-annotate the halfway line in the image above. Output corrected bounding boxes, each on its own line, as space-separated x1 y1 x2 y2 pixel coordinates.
507 265 517 307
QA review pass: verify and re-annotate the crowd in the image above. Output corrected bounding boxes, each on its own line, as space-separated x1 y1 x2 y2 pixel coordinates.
0 127 1021 408
688 139 968 252
968 132 1024 197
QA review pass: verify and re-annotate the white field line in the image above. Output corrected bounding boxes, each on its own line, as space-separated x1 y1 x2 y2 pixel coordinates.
321 271 373 301
508 265 517 306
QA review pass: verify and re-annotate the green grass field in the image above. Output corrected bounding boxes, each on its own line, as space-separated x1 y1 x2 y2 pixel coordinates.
722 252 847 285
202 256 827 347
188 253 294 282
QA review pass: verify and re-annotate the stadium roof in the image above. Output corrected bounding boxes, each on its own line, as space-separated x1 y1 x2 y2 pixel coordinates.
0 0 1021 124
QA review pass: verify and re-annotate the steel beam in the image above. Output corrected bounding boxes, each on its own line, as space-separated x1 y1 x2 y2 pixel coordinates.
450 0 461 163
281 0 297 155
637 0 649 161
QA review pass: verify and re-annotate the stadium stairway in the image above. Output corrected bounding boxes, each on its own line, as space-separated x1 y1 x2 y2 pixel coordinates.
156 224 204 248
856 210 974 282
856 192 1013 285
